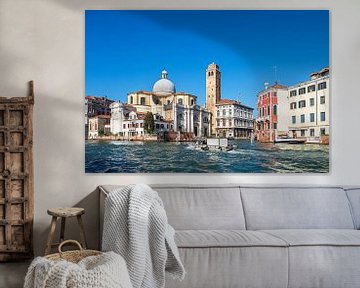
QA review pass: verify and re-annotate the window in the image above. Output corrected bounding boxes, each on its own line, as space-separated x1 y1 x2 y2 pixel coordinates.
320 128 326 136
320 96 325 104
267 105 270 115
318 82 327 90
310 129 315 136
320 112 326 121
178 98 183 105
273 105 277 115
217 110 220 117
310 113 315 122
273 123 277 129
298 100 306 108
223 109 226 116
130 96 133 104
299 87 306 95
292 116 296 124
310 98 315 106
156 124 159 129
301 114 305 123
290 102 297 109
140 97 146 105
301 130 305 137
308 85 316 93
290 90 297 97
191 99 194 105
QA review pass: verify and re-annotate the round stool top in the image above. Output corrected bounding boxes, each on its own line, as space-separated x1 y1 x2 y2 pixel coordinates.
47 207 85 217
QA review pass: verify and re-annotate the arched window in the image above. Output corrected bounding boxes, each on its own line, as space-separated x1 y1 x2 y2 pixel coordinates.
140 97 145 105
178 98 183 105
130 96 133 104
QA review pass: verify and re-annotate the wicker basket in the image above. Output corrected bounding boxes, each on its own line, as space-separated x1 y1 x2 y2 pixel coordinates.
45 240 102 263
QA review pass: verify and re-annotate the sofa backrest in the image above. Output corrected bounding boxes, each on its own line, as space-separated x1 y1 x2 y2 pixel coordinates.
153 186 246 230
345 188 360 229
240 187 355 230
100 185 358 232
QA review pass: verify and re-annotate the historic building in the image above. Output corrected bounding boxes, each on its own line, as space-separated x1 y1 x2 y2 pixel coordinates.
287 68 329 141
206 63 221 135
256 82 288 143
256 67 330 143
216 99 254 138
110 70 211 138
88 115 111 139
85 96 114 139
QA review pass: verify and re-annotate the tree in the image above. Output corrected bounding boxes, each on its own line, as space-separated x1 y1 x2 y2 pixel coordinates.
144 112 155 134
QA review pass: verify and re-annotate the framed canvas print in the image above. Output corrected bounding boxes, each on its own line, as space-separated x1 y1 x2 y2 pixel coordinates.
85 10 329 173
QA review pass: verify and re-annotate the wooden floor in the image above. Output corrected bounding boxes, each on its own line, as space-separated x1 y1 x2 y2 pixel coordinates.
0 261 30 288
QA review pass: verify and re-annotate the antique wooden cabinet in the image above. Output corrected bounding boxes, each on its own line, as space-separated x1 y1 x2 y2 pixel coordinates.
0 81 34 261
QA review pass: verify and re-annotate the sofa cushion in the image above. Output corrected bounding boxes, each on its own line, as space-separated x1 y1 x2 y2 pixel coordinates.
241 187 355 230
262 229 360 246
175 230 288 248
154 186 246 230
165 247 288 288
287 246 360 288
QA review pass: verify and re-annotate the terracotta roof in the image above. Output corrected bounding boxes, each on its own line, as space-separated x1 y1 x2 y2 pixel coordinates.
216 99 240 105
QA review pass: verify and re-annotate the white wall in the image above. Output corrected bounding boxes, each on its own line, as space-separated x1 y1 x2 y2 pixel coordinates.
0 0 359 256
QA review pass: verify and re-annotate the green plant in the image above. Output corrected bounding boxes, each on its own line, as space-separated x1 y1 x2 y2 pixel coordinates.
144 112 155 134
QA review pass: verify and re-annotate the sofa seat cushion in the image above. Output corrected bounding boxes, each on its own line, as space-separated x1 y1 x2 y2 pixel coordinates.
262 229 360 246
175 230 288 248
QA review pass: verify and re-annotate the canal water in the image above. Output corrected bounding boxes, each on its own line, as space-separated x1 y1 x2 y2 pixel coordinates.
85 140 329 173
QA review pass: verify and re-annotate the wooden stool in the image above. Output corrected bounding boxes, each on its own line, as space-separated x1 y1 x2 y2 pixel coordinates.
45 207 87 255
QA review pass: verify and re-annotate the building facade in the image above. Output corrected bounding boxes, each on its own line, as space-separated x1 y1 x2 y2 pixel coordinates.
256 82 288 143
216 99 254 138
287 68 329 141
256 67 329 143
88 115 111 139
110 70 211 138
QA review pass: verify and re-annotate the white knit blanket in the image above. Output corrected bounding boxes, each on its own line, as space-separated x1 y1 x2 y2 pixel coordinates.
102 184 185 288
24 251 133 288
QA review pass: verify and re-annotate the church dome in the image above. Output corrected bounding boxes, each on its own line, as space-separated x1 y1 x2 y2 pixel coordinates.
152 70 176 95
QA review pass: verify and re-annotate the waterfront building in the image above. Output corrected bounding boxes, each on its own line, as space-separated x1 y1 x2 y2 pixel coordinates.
85 96 115 139
287 68 329 141
109 102 136 135
122 111 173 138
256 67 329 143
88 115 110 139
256 82 288 143
119 70 211 138
216 99 254 138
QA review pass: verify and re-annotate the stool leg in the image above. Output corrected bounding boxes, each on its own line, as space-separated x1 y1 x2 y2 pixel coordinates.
45 216 57 255
77 215 87 249
60 217 66 243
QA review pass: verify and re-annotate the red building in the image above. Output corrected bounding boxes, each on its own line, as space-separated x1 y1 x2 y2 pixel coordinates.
256 82 287 143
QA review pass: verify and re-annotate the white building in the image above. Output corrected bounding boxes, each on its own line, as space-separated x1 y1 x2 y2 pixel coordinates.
215 99 254 138
122 111 172 138
287 68 329 141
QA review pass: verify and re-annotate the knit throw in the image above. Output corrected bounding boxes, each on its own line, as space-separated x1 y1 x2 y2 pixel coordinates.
102 184 185 288
24 251 133 288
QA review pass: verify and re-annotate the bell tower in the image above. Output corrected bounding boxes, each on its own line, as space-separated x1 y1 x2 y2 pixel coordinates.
206 63 221 135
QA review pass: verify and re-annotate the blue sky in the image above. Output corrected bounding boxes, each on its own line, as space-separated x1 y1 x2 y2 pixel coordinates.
85 10 329 110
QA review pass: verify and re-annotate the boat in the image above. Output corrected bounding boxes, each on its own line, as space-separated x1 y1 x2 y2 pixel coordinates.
192 138 234 151
275 137 306 144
